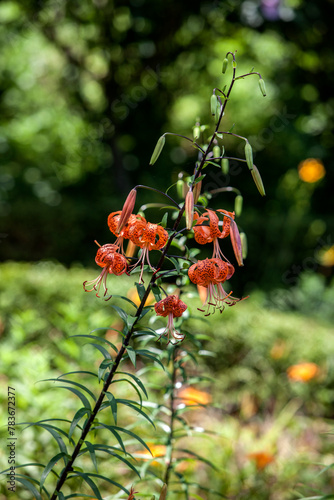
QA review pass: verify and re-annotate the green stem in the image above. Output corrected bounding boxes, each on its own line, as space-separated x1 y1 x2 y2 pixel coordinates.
163 347 177 487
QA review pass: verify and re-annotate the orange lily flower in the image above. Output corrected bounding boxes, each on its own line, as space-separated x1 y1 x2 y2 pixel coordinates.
127 218 169 282
188 258 243 315
193 209 235 260
83 243 128 297
154 294 187 344
108 211 145 254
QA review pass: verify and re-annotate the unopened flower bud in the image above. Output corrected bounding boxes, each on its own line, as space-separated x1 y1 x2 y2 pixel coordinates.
251 164 266 196
185 190 194 230
245 142 253 170
213 145 220 160
240 232 248 259
150 135 166 165
234 195 243 216
159 484 167 500
176 179 184 199
211 94 218 115
259 78 266 97
230 220 243 266
215 102 221 125
221 158 229 175
117 188 137 232
193 126 200 141
222 57 228 74
193 179 202 203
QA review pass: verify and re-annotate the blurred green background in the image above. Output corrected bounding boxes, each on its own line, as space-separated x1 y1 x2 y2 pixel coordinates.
1 1 334 498
0 0 333 293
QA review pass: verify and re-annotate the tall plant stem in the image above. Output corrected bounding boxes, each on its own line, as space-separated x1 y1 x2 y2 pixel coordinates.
50 56 237 500
163 347 178 486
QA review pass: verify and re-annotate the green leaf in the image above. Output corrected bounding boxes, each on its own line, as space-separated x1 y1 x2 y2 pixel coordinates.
69 407 91 440
97 423 151 454
56 386 92 410
40 452 68 490
151 284 162 302
136 349 165 370
15 476 43 500
126 346 137 367
160 212 169 228
58 370 98 379
70 334 119 353
176 448 218 470
118 371 148 398
105 392 118 424
109 304 128 323
135 282 146 301
84 444 140 478
53 378 96 402
68 472 103 500
20 422 70 459
98 358 113 382
109 378 143 407
85 441 98 472
116 399 155 427
89 343 112 360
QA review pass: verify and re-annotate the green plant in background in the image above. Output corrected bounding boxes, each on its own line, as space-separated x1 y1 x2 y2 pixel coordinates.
2 52 268 499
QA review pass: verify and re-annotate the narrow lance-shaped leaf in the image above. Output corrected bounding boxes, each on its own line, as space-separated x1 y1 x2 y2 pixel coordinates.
251 164 266 196
126 346 137 368
149 135 166 165
40 452 69 490
230 220 244 266
105 392 118 424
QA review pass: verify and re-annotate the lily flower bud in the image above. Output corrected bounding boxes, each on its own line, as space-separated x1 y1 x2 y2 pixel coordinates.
221 158 229 175
251 164 266 196
259 78 267 97
215 102 221 125
117 188 137 233
234 194 243 216
193 179 202 204
149 135 166 165
211 94 218 115
193 126 200 141
245 142 253 170
230 220 244 266
222 57 228 73
213 145 221 160
159 484 168 500
185 190 194 230
240 232 248 259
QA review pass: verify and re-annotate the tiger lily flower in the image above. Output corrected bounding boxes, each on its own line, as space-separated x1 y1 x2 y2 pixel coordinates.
108 211 140 251
188 258 244 315
193 209 235 260
83 243 128 298
154 295 187 344
127 218 169 282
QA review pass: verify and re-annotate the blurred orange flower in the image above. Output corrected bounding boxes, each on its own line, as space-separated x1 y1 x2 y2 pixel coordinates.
248 451 275 470
178 387 212 406
139 444 166 464
127 287 155 307
298 158 325 183
287 362 320 382
317 245 334 267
